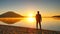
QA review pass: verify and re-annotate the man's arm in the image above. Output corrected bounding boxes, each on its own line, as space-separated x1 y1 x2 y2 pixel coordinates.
40 15 42 22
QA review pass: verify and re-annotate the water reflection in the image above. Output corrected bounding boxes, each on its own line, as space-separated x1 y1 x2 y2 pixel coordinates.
53 17 60 20
0 18 22 24
25 17 35 23
0 17 60 31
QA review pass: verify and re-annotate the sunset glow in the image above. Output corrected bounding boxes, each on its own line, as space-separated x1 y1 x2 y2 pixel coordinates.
0 0 60 31
27 18 35 23
29 14 33 17
27 13 35 22
28 13 34 17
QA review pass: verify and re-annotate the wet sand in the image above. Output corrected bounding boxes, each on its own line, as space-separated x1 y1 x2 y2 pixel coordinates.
0 24 60 34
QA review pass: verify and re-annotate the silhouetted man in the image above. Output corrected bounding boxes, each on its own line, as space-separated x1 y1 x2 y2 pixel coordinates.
36 11 42 30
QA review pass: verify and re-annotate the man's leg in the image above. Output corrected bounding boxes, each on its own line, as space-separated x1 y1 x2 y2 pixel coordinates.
39 22 41 30
36 21 38 30
36 21 39 34
39 22 42 34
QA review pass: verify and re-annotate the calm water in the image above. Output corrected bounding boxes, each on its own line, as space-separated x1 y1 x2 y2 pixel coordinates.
0 18 60 31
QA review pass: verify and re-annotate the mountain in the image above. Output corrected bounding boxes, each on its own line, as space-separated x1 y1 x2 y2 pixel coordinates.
53 15 60 18
52 15 60 20
0 11 23 18
0 24 60 34
0 11 23 24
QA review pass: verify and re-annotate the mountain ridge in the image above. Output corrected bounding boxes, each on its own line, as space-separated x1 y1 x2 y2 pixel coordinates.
0 11 23 18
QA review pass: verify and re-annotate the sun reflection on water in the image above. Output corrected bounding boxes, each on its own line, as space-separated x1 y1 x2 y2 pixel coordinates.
27 18 35 23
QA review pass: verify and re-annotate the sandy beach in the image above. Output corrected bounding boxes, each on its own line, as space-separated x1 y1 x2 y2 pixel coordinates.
0 24 60 34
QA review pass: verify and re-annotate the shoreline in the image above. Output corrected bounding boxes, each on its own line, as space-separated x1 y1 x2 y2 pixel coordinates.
0 24 60 34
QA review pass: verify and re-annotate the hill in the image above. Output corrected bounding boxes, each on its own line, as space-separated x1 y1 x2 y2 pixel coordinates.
0 24 60 34
0 11 23 18
53 15 60 18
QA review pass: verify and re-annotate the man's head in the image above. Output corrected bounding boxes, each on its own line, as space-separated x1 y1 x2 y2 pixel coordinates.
37 11 39 14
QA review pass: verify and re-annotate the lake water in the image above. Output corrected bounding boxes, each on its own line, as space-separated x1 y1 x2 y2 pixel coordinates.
0 17 60 31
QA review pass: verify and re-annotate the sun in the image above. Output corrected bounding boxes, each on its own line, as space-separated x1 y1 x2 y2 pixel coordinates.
27 13 35 23
28 14 33 17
